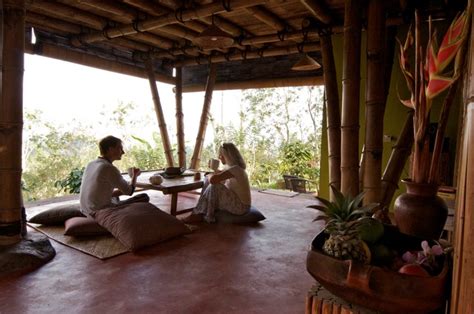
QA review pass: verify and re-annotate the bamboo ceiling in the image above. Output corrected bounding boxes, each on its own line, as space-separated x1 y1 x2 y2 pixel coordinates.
24 0 466 90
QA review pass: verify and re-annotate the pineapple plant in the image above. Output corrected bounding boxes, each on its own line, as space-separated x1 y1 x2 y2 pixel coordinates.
308 186 379 264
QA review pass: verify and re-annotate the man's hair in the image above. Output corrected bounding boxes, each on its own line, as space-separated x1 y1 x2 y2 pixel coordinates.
99 135 122 155
220 143 246 169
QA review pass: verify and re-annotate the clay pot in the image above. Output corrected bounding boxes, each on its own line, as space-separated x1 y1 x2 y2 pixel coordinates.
394 180 448 240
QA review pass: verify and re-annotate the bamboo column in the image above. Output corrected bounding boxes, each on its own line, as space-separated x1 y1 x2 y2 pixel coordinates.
379 111 414 210
175 67 186 168
145 57 174 167
340 0 362 196
190 64 217 170
363 0 386 204
319 28 341 200
0 0 25 245
451 11 474 312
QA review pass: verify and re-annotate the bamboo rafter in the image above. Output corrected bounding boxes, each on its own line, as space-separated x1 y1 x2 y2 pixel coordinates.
73 0 269 45
300 0 333 25
173 42 321 67
245 5 288 31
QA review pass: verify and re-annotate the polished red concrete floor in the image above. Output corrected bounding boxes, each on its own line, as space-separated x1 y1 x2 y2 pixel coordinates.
0 190 323 313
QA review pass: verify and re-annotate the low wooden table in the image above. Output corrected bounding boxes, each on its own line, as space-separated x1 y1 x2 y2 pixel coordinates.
135 170 204 216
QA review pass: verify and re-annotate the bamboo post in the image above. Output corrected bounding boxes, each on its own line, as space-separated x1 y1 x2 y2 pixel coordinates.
451 11 474 312
190 64 217 170
380 111 414 210
319 28 341 200
175 67 186 168
340 0 362 196
363 0 386 204
0 0 25 245
145 57 174 167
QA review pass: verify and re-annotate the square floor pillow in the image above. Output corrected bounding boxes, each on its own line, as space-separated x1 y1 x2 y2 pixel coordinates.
64 217 110 236
28 203 85 225
93 202 190 251
215 206 265 224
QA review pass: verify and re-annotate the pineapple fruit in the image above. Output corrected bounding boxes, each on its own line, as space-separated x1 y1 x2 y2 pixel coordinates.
309 186 378 264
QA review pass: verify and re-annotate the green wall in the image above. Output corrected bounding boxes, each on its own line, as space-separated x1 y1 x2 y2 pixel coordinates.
319 22 461 209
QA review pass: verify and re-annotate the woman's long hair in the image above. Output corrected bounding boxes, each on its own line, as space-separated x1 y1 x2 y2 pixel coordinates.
220 143 246 169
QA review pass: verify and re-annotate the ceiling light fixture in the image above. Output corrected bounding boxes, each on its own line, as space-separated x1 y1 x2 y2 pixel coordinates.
193 16 234 49
291 53 321 71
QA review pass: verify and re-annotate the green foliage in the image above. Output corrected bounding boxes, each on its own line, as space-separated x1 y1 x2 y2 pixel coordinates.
54 167 84 194
118 133 166 171
279 141 313 177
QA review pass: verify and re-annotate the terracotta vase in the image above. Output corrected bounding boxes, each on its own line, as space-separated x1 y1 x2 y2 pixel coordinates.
394 180 448 240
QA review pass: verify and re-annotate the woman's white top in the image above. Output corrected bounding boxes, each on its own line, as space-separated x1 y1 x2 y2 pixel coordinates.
225 165 251 206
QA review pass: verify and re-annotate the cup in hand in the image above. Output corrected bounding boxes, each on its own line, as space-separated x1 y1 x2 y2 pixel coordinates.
208 158 220 171
127 167 135 178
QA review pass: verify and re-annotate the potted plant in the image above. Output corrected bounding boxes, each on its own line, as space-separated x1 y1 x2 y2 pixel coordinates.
394 10 470 239
307 186 450 313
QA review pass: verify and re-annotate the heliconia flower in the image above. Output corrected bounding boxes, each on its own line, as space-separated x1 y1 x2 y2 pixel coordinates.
426 75 455 99
437 11 468 72
426 32 439 78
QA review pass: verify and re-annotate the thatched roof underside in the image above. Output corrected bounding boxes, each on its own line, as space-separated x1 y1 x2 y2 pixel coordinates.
24 0 467 89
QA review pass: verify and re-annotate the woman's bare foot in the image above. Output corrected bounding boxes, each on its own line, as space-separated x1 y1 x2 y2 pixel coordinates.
181 213 204 223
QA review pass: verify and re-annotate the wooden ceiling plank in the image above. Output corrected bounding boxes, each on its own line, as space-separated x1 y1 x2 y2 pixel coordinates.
75 0 269 44
245 5 287 31
300 0 333 25
122 0 208 32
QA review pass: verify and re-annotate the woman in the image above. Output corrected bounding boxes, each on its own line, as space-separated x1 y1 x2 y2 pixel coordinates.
186 143 251 223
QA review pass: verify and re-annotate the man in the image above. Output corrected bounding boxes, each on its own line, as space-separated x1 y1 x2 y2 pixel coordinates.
80 135 148 216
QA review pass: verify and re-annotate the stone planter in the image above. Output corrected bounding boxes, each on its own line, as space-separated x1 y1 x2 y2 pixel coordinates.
306 226 449 314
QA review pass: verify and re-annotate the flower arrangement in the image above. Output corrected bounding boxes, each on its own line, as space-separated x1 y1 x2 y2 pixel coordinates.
398 10 470 184
401 240 449 275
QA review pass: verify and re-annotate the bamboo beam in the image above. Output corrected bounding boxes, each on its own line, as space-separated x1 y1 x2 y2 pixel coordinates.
300 0 332 24
175 67 186 168
122 0 208 33
24 42 176 84
380 111 414 210
74 0 267 44
319 29 341 201
64 0 201 42
27 1 176 50
145 57 174 167
340 0 363 196
181 76 323 92
26 12 151 52
245 6 287 31
0 0 25 245
190 64 217 170
173 42 321 67
363 0 386 205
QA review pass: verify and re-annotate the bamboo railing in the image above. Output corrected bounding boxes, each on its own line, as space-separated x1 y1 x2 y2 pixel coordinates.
145 57 174 167
363 0 386 204
340 0 362 196
175 67 186 168
319 28 341 200
0 0 25 245
190 64 217 170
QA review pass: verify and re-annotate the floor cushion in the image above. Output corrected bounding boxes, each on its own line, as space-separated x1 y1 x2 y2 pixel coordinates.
64 217 110 236
215 206 265 224
28 203 85 225
93 202 190 251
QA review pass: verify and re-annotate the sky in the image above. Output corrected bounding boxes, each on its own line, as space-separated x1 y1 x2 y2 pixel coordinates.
23 54 242 145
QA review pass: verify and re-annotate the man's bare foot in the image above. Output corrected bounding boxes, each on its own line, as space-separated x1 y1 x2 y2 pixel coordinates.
181 213 204 223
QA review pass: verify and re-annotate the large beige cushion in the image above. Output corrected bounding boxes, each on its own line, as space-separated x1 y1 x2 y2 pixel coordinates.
28 203 84 225
64 217 110 236
93 202 190 251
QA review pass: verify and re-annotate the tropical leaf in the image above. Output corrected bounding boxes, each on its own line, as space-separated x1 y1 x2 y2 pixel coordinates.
307 204 328 212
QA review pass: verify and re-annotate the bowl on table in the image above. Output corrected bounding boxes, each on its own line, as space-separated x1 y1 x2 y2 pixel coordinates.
164 167 185 176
